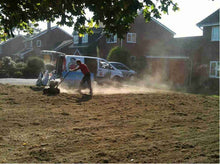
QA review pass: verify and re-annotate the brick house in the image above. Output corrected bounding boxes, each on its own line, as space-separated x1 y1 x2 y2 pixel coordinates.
98 14 176 59
55 27 103 56
0 35 26 59
58 14 176 59
96 14 192 86
19 23 73 60
173 9 219 89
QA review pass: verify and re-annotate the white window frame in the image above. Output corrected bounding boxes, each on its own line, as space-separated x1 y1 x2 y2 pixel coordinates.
127 33 136 43
82 34 88 43
73 35 79 44
211 26 219 41
209 61 220 78
36 40 41 47
106 34 117 43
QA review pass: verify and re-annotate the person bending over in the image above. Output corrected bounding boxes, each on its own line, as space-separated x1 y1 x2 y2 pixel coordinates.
70 60 93 95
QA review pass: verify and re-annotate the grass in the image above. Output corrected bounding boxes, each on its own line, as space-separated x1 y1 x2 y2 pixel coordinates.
0 84 219 163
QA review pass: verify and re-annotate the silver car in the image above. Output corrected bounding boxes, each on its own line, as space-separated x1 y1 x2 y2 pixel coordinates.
109 62 136 80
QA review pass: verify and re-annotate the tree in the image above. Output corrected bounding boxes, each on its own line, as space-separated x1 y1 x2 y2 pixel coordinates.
0 0 179 40
23 57 45 78
1 56 16 77
107 46 131 66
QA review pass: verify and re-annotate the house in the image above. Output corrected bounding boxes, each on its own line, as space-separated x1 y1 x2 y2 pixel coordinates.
55 27 103 56
143 9 219 88
0 35 26 59
18 23 73 60
196 9 219 85
173 9 219 89
98 14 190 86
98 14 176 59
58 14 176 59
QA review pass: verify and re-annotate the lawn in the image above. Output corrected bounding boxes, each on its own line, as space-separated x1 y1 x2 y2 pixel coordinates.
0 84 219 163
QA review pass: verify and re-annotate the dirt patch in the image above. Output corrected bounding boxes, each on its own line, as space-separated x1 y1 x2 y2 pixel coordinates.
0 84 219 163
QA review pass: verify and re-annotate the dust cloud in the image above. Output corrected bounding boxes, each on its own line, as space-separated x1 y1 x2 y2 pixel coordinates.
59 75 171 95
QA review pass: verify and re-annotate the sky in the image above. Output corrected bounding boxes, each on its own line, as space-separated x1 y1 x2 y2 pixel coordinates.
40 0 220 38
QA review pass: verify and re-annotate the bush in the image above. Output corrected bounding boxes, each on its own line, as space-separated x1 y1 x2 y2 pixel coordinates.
0 60 2 69
1 56 16 77
0 70 9 78
16 62 27 70
13 71 23 78
107 46 131 67
23 57 45 78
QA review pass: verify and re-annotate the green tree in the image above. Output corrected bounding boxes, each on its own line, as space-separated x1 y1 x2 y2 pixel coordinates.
23 57 45 78
107 46 131 67
0 0 179 40
1 56 16 77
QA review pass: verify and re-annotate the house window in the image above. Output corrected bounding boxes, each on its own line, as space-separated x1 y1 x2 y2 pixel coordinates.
82 34 88 43
127 33 136 43
209 61 220 78
36 40 41 47
74 35 79 44
211 26 219 41
106 34 117 43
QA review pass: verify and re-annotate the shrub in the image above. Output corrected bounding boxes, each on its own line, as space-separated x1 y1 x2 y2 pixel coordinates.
0 70 9 78
107 46 131 67
0 60 2 69
13 71 23 78
1 56 16 77
16 62 27 70
24 57 45 78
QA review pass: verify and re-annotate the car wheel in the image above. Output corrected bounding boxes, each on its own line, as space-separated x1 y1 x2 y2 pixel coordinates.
112 76 123 87
112 76 122 82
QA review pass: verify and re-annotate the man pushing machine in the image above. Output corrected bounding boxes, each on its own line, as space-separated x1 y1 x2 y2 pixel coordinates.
70 60 93 96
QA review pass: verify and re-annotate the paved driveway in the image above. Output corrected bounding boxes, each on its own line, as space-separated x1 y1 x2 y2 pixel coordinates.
0 78 37 85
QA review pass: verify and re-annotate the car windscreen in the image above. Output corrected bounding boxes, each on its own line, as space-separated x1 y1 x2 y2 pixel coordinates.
111 63 129 70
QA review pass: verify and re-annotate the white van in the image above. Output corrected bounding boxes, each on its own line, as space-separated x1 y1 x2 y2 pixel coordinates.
55 55 123 85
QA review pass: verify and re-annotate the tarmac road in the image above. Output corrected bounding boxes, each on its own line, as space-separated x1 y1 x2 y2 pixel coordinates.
0 78 37 85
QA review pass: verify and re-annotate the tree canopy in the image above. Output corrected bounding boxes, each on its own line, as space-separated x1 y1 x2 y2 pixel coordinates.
0 0 179 40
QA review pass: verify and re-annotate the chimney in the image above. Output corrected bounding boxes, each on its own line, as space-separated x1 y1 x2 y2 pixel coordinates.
47 22 51 31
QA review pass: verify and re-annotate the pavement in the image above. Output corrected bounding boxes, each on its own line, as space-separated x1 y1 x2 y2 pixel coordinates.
0 78 37 85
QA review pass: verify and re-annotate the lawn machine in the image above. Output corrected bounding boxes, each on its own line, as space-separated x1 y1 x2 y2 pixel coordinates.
43 71 70 95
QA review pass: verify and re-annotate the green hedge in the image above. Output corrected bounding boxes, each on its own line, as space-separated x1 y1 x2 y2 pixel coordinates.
107 46 131 67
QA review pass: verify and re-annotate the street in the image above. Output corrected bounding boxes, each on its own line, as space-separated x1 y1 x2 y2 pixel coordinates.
0 78 36 85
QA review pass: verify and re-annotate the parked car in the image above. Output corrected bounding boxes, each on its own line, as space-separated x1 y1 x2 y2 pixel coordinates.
109 62 136 80
55 55 123 86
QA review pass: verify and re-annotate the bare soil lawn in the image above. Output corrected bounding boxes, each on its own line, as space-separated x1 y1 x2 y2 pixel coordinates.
0 84 219 163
